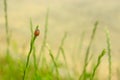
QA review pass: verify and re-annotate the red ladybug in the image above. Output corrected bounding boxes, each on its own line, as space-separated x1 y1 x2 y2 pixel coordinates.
34 29 40 36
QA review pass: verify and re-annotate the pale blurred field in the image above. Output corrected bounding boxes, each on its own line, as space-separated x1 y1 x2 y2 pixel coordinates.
0 0 120 79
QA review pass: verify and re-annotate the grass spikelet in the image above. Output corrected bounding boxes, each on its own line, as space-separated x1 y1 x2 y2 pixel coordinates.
90 49 106 80
105 28 112 80
79 21 98 80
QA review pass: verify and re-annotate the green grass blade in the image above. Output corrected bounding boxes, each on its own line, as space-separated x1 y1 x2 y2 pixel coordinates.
37 8 49 67
30 18 34 37
79 21 98 80
90 49 106 80
46 44 60 80
4 0 13 79
4 0 10 56
29 19 38 77
105 28 112 80
33 46 37 70
23 36 36 80
52 33 71 79
33 46 39 78
55 32 67 60
23 26 39 80
60 47 72 80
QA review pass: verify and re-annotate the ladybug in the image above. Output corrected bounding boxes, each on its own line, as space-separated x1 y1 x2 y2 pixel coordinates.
34 28 40 36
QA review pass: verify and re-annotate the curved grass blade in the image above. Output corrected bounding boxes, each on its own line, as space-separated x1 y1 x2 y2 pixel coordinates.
90 49 106 80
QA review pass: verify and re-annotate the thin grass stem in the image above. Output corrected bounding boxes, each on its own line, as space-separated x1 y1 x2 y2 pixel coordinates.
30 18 34 37
79 21 98 80
105 28 112 80
23 26 39 80
29 19 37 69
46 44 60 80
55 32 67 60
37 8 49 67
90 49 106 80
60 47 72 79
4 0 10 56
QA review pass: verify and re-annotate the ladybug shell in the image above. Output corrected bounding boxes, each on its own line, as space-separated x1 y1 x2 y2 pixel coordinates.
34 29 40 36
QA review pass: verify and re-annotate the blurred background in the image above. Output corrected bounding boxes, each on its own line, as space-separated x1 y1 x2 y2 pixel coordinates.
0 0 120 79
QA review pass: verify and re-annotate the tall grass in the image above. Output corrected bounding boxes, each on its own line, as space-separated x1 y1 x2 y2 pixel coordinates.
4 0 10 57
55 32 72 79
90 49 106 80
23 26 39 80
46 44 60 80
60 47 72 79
37 8 49 67
3 0 14 79
55 32 67 60
30 19 38 77
105 28 112 80
1 1 115 79
51 33 70 78
30 18 34 37
79 21 98 80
